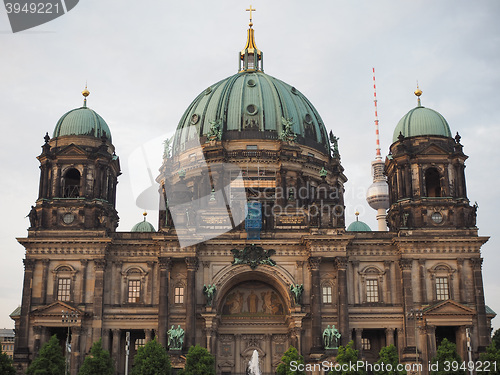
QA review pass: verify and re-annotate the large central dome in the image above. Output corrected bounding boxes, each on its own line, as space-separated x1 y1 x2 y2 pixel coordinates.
174 71 330 154
172 23 330 155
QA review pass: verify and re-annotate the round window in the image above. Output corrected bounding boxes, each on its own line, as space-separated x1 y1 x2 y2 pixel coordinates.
304 114 313 124
246 104 258 116
431 212 443 224
190 114 199 125
247 79 256 87
205 87 212 95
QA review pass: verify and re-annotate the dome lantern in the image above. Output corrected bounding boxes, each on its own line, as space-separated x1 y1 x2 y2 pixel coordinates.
239 6 263 72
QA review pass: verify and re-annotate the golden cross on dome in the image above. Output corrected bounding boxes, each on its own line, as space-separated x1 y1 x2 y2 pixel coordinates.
246 5 256 25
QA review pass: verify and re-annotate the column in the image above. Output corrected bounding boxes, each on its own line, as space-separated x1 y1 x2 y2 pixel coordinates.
426 325 437 359
80 260 88 305
53 165 61 198
399 259 416 347
471 258 489 349
92 260 106 343
384 261 392 305
16 258 35 361
70 326 81 375
158 257 172 348
33 326 42 356
309 257 322 350
41 259 49 304
336 256 350 346
113 261 122 305
235 334 242 374
102 329 110 352
418 259 426 303
355 328 363 356
111 329 120 368
457 259 466 303
385 328 395 346
264 334 272 373
185 257 198 348
145 329 152 343
80 166 87 197
146 261 154 305
352 261 360 304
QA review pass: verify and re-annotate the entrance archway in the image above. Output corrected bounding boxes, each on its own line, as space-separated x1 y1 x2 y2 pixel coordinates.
212 268 294 374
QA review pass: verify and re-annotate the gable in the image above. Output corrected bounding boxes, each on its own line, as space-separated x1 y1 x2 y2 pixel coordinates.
32 301 82 317
55 143 87 156
419 143 449 156
424 300 476 316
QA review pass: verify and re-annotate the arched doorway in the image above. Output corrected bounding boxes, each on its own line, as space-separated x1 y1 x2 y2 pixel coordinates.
213 269 294 375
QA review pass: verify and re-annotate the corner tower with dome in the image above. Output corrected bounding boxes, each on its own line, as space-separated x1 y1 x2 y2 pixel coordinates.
12 10 494 375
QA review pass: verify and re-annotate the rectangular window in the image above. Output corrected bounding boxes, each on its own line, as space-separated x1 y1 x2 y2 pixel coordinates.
174 287 184 304
128 280 141 303
246 145 258 150
57 278 71 302
366 279 379 303
135 338 145 351
436 277 449 300
362 338 371 350
322 286 332 304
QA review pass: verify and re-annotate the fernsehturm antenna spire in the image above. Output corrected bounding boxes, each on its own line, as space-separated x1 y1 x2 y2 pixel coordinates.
366 68 390 231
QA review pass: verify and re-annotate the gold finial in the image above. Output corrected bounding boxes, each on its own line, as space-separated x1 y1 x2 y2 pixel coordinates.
414 82 422 97
143 211 147 221
414 82 422 106
355 211 360 221
82 83 90 97
82 83 90 107
246 5 256 27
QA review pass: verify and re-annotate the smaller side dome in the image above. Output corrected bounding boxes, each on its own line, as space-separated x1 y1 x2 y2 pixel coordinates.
347 212 372 232
53 107 112 141
53 88 112 141
392 89 451 143
131 213 156 232
392 106 451 143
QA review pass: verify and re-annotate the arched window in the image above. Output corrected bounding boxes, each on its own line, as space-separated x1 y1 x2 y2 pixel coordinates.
63 168 81 198
52 265 77 302
425 168 441 197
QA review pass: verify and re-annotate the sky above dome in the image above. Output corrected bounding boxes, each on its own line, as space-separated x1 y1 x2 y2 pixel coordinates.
0 0 499 329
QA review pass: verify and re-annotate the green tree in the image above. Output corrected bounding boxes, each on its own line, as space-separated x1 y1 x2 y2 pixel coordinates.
131 338 171 375
78 339 114 375
0 349 16 375
430 338 465 375
276 346 306 375
492 329 500 349
179 345 215 375
479 341 500 375
328 340 365 375
373 344 406 375
27 334 65 375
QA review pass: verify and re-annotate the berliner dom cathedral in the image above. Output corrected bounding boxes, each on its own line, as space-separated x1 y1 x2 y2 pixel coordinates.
12 9 494 375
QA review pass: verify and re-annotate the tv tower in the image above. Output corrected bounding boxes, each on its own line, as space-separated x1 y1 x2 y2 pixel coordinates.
366 68 390 231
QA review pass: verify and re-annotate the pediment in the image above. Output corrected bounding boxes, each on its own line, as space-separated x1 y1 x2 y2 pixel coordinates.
32 301 83 318
56 143 87 156
424 300 476 316
419 143 449 156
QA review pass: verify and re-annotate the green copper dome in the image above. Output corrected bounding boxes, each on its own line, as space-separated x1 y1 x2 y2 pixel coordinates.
53 105 112 141
347 219 372 232
392 104 452 143
173 71 330 154
131 215 156 232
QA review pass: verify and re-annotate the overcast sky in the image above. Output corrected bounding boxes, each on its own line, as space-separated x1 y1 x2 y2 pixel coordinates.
0 0 499 330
